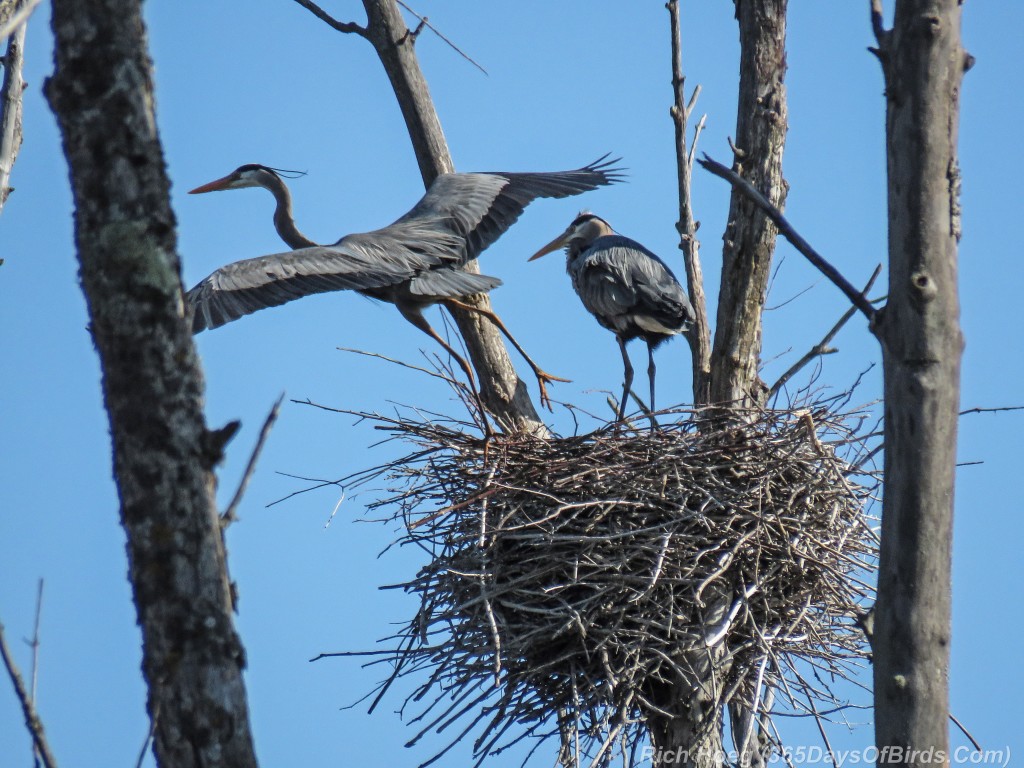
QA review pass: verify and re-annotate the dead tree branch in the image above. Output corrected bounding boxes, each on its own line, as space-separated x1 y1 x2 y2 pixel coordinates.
699 155 877 323
768 265 882 399
28 578 43 768
958 405 1024 417
223 393 285 525
0 619 58 768
0 0 41 40
395 0 487 75
667 0 711 405
0 0 28 214
290 0 367 36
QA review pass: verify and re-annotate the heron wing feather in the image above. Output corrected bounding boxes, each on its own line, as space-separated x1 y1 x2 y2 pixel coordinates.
390 155 623 264
187 241 426 332
571 237 694 333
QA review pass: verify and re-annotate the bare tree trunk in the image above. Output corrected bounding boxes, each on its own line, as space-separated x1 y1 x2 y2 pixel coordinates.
45 2 258 766
708 0 789 408
644 3 789 765
0 0 27 214
871 1 966 763
360 0 548 435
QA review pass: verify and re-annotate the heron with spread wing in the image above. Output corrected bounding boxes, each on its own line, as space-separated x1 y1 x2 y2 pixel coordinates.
186 158 623 410
530 212 695 420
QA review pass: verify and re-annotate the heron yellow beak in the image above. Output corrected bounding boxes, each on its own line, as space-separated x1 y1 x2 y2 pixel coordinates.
528 230 571 261
188 174 237 195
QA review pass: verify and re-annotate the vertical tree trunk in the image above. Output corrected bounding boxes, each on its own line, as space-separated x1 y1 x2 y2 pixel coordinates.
871 1 965 763
46 2 258 766
361 0 548 435
708 0 789 408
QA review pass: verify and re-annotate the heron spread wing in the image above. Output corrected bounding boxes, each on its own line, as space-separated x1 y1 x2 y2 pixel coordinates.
187 240 432 332
571 236 693 334
391 155 624 264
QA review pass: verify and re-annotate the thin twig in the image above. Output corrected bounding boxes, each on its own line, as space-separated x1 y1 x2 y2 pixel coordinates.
290 0 367 36
958 405 1024 416
28 578 43 768
396 0 487 75
0 620 59 768
948 712 983 753
222 393 285 524
338 346 460 385
689 113 707 169
769 265 882 398
698 154 878 322
28 578 42 705
134 699 158 768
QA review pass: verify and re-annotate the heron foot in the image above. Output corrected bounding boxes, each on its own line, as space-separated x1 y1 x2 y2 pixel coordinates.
534 370 572 411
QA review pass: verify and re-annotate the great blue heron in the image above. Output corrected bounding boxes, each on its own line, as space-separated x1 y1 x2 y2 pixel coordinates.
530 212 695 420
186 158 623 409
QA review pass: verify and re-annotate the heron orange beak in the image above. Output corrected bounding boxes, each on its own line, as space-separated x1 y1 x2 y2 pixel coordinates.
188 174 237 194
528 230 571 261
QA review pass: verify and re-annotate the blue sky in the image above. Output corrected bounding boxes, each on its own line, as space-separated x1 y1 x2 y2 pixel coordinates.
2 2 1021 766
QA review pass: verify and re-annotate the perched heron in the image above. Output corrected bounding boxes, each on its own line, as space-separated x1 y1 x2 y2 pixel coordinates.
530 212 695 420
186 158 623 409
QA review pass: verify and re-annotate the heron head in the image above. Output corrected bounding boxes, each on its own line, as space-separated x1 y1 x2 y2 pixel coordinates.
528 212 613 261
188 164 305 194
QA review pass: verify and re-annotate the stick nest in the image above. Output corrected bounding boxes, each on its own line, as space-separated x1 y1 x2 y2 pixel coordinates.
350 400 879 766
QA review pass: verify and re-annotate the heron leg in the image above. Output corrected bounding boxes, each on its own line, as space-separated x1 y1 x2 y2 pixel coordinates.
647 342 657 415
617 336 633 422
444 298 569 412
397 304 492 435
647 341 661 432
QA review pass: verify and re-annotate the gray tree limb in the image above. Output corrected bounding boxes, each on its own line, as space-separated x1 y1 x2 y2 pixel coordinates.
0 0 28 214
45 1 258 765
870 1 966 763
708 0 789 408
668 0 712 406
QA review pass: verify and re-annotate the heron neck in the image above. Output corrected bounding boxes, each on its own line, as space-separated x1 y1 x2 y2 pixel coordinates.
267 178 317 249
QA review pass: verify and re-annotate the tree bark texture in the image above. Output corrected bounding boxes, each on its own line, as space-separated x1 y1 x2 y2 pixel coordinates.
361 0 548 435
709 0 789 408
871 1 965 763
46 2 258 766
0 0 27 214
